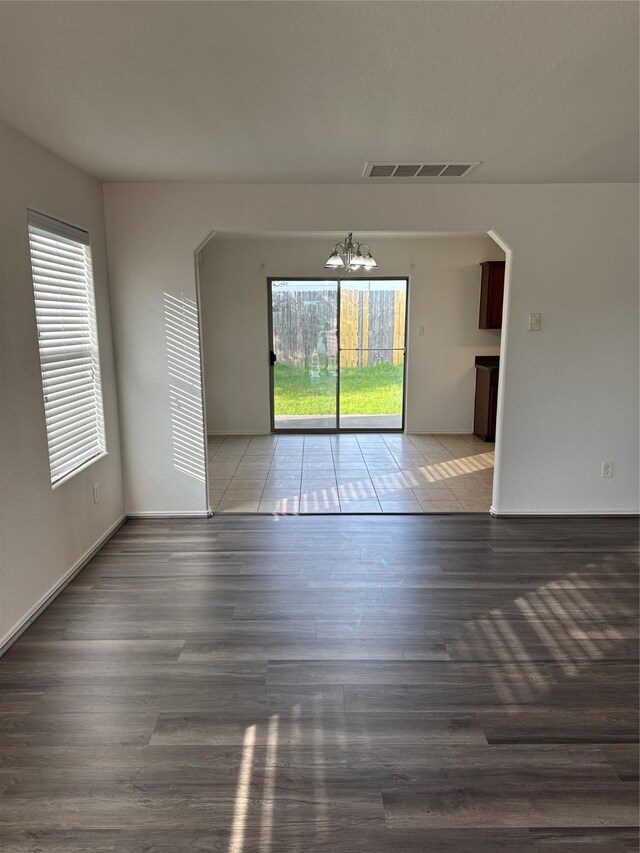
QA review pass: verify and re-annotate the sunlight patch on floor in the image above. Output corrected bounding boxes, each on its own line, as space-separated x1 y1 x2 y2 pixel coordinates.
229 724 256 853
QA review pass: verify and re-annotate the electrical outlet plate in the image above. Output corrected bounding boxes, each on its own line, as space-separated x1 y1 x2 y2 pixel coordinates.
528 313 541 331
601 462 613 478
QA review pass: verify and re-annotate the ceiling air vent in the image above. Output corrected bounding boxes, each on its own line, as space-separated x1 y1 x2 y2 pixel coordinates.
368 164 396 177
363 162 480 179
393 164 421 178
417 164 446 176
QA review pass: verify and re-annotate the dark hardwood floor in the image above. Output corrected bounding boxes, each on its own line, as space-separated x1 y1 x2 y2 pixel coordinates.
1 514 638 852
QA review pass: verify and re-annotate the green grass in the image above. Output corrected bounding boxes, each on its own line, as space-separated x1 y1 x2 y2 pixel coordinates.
274 362 404 416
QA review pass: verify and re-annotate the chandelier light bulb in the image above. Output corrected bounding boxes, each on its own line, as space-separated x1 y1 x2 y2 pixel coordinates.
324 250 344 268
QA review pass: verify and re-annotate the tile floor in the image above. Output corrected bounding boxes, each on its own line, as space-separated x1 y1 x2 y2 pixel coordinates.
208 433 494 513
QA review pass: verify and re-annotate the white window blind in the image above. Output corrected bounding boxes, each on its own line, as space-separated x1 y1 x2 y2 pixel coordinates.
27 210 106 486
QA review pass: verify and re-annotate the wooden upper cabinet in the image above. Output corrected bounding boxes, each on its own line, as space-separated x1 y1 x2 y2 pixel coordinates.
478 261 505 330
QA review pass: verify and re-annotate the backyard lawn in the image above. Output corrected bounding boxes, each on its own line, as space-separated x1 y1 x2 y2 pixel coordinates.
274 362 404 415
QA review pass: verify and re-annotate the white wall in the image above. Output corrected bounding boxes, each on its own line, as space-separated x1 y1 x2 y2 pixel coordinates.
103 182 639 516
0 122 125 647
199 234 503 434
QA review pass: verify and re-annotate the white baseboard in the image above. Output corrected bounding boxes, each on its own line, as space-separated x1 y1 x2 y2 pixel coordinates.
0 514 127 657
126 510 211 518
208 430 477 437
491 507 639 517
208 430 269 436
406 429 475 435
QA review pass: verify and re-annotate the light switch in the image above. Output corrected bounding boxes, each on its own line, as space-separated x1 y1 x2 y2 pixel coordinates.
528 313 541 331
417 325 425 337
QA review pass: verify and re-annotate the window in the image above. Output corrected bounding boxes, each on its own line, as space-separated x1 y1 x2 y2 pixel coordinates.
27 210 106 486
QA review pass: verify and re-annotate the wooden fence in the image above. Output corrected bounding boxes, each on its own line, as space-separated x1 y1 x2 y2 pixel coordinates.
272 288 406 369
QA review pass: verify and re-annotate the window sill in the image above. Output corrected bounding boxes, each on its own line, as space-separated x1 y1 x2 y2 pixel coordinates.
51 451 109 490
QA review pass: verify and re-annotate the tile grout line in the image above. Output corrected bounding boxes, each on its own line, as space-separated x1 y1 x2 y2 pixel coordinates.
336 434 374 513
256 436 272 509
362 433 407 512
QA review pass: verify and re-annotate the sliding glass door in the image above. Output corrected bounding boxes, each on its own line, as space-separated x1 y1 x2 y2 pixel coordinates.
269 278 407 431
269 280 338 429
339 279 406 429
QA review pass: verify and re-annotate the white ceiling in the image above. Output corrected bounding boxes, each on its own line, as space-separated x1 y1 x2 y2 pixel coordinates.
1 1 637 183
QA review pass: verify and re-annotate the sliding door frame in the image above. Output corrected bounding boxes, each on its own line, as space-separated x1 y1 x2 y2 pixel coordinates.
267 276 409 434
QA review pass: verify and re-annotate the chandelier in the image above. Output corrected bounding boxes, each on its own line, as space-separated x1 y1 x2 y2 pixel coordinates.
324 232 378 272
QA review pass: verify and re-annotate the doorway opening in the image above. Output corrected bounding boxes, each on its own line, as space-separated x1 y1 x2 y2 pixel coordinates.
197 230 507 515
268 278 408 432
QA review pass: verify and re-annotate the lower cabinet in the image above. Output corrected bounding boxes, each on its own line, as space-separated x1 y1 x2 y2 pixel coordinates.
474 357 499 442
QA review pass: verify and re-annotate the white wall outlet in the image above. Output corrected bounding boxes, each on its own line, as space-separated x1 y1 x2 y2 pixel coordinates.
601 462 613 478
92 483 100 503
528 312 542 331
417 325 425 337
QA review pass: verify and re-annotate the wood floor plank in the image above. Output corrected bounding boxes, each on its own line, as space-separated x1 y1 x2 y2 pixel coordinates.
149 709 485 747
382 783 639 828
112 827 537 853
0 829 120 853
180 638 450 661
598 744 640 781
528 827 639 852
